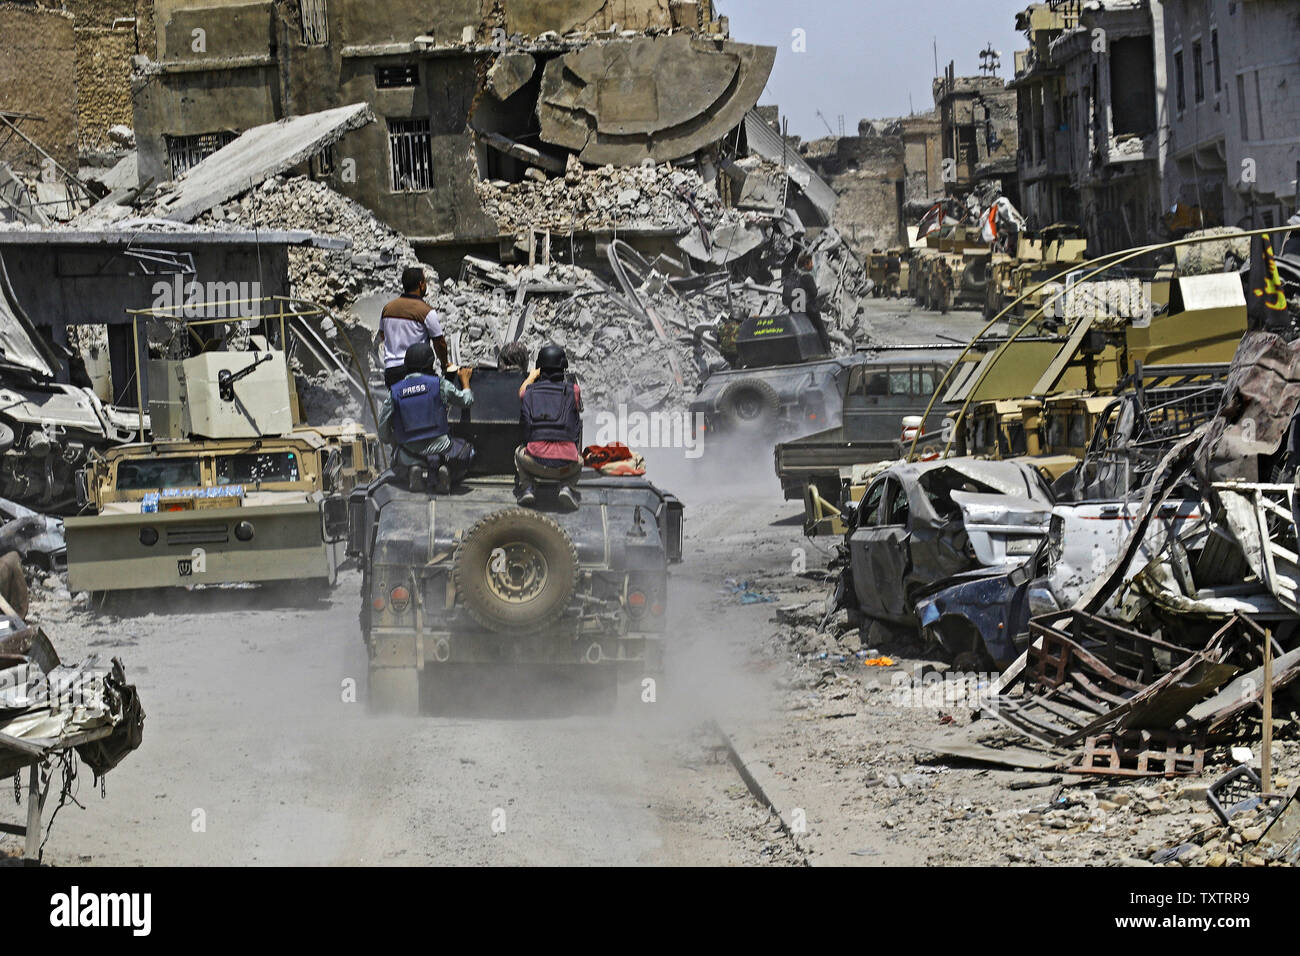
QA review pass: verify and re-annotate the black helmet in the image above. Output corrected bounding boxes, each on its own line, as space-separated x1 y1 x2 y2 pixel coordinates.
537 343 568 372
404 342 436 373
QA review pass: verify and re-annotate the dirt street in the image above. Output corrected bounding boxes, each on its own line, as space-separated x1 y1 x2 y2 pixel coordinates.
0 301 1034 867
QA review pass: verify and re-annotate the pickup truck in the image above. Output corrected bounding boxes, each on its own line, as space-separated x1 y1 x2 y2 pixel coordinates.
774 349 958 504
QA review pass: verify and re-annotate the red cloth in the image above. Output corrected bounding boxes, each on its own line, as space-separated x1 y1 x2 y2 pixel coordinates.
582 443 646 476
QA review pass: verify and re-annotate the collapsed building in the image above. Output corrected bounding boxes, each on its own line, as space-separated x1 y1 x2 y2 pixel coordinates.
127 0 778 272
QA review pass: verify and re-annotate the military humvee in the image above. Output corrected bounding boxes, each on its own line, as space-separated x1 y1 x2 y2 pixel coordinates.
689 312 869 441
348 367 684 714
66 344 379 594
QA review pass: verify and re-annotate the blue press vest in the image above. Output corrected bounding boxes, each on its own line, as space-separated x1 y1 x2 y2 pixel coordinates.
390 374 450 444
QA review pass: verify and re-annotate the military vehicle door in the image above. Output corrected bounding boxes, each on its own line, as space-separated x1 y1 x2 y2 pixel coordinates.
851 475 911 619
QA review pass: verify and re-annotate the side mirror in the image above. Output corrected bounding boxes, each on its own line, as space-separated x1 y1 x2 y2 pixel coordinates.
321 495 349 543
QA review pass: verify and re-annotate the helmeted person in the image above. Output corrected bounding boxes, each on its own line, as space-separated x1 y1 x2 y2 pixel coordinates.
378 342 475 494
515 343 583 512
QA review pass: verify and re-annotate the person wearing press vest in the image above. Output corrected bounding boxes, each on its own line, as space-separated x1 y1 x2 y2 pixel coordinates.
379 266 448 388
378 343 475 494
515 344 583 512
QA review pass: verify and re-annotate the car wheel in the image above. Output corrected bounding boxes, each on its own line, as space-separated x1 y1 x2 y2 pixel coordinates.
717 379 781 432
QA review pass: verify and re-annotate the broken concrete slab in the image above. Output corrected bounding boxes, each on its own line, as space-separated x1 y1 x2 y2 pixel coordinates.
487 52 538 101
537 35 775 166
153 104 375 223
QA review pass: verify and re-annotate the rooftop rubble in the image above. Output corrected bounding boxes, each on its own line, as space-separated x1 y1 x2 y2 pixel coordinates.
476 160 746 236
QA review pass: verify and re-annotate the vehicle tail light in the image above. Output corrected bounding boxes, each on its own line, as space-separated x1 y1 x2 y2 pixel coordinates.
389 585 411 613
627 590 647 617
372 595 386 612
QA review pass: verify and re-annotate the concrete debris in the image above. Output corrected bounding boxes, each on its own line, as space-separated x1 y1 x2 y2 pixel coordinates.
476 162 741 236
193 175 415 314
486 52 538 101
536 34 776 166
151 104 376 224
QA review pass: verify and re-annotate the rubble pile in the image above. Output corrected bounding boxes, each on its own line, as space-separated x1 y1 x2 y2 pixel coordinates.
475 161 747 236
195 175 415 310
427 260 711 411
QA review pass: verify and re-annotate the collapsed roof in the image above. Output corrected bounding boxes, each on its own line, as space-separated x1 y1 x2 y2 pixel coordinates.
536 34 776 166
152 104 376 224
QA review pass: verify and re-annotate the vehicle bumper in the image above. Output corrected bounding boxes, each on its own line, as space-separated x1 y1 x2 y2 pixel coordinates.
65 503 333 592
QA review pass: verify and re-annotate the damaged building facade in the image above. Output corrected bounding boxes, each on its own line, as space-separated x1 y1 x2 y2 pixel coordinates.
932 67 1020 206
1013 0 1298 251
1012 0 1166 252
1161 0 1300 231
128 0 778 269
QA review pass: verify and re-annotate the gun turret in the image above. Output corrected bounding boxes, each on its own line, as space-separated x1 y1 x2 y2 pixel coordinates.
148 349 295 441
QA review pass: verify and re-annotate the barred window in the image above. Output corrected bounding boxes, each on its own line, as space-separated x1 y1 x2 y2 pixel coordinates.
300 0 328 45
388 118 433 192
166 131 237 178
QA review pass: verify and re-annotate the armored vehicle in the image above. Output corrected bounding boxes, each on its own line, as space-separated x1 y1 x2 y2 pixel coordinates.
348 367 684 714
65 344 378 594
689 312 869 441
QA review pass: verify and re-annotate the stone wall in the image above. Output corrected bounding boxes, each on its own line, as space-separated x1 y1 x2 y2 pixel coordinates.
0 4 79 173
804 135 906 256
75 26 137 152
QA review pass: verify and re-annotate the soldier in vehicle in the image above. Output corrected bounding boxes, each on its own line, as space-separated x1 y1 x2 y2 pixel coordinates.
782 252 832 354
378 342 475 494
515 343 583 512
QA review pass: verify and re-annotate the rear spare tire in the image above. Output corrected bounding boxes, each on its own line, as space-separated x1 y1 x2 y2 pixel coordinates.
453 507 579 632
717 379 780 431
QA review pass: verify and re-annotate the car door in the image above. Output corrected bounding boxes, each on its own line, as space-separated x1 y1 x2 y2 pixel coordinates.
841 366 891 444
850 476 912 619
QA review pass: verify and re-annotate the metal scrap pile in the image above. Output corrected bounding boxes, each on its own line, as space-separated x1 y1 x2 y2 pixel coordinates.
909 326 1300 861
0 619 144 862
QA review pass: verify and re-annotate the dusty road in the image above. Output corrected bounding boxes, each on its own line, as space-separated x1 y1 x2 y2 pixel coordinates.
20 468 805 866
9 300 1010 867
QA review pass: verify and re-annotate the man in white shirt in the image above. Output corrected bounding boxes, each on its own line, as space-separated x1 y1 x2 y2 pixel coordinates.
379 266 448 387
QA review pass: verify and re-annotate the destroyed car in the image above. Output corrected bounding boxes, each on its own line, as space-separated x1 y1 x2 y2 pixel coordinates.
917 498 1204 668
348 368 683 715
834 459 1053 634
0 277 146 514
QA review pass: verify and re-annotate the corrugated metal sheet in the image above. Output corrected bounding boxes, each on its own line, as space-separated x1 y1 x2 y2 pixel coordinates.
743 111 837 224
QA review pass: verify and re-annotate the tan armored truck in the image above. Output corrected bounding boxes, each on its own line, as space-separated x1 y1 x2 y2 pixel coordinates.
65 345 378 594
